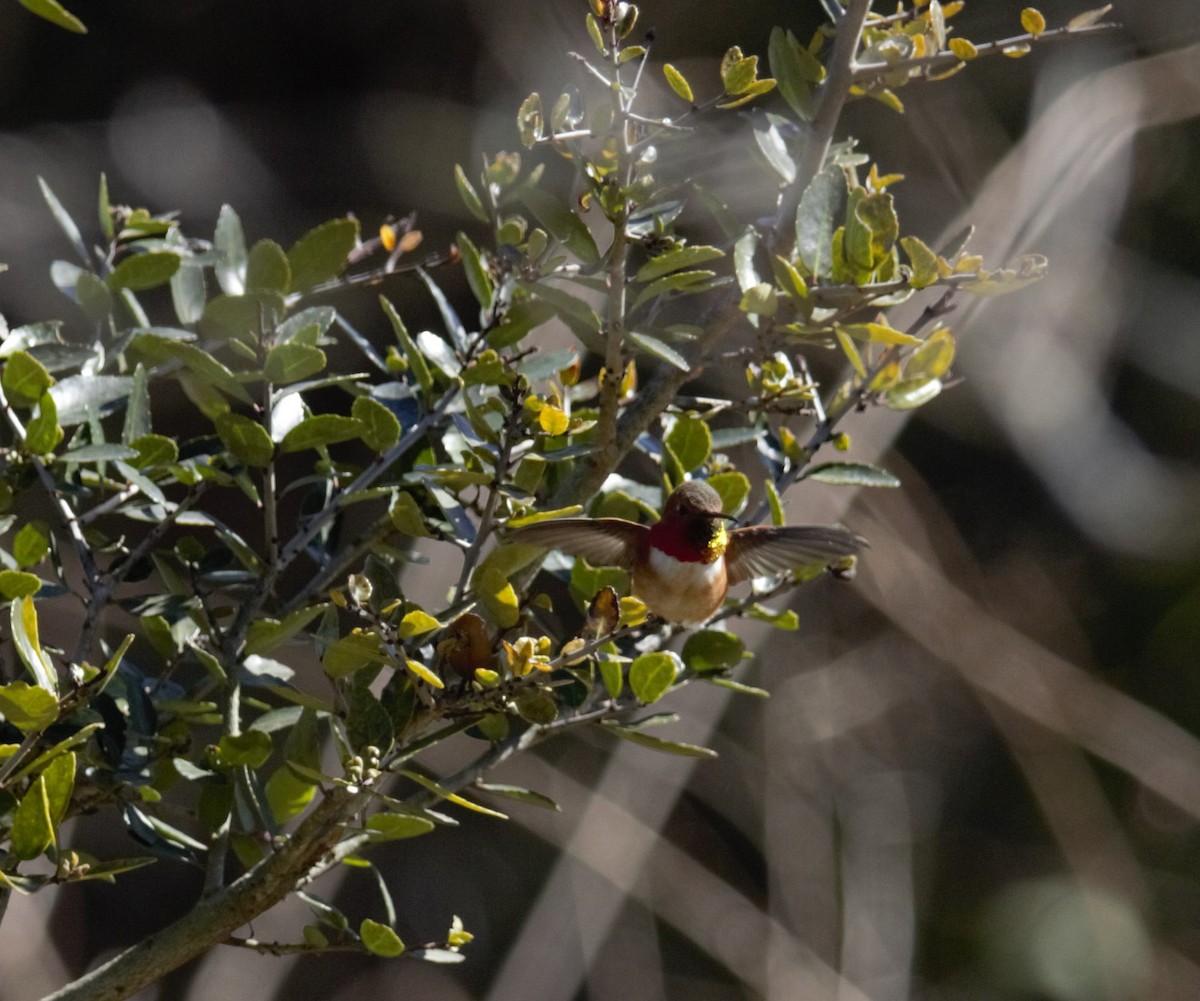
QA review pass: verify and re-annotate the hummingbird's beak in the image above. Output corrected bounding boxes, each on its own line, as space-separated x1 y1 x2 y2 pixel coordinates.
701 510 740 526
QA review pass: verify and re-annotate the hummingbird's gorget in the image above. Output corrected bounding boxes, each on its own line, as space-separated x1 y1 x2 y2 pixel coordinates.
684 517 729 563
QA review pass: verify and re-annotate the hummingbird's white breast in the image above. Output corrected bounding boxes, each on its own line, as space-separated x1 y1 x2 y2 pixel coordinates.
633 546 727 625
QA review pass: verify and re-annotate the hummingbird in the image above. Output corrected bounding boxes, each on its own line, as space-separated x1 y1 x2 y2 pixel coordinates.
508 480 865 625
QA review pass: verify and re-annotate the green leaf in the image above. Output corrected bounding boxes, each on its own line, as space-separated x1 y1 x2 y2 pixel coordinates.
707 470 750 516
3 350 54 407
380 295 432 393
360 919 406 958
663 63 694 102
42 750 75 826
214 204 247 295
513 690 557 725
717 78 775 110
599 656 623 699
280 414 364 454
453 164 488 223
12 596 56 694
20 0 85 32
200 292 281 344
635 245 724 283
516 92 544 148
264 765 317 822
323 630 386 679
631 270 717 310
900 235 940 289
665 415 711 473
62 444 137 464
366 813 436 840
906 328 956 382
38 177 88 262
13 521 50 568
884 378 942 410
346 682 395 753
132 334 253 405
215 731 273 769
805 462 900 488
627 331 689 371
389 491 431 538
215 413 275 468
601 721 717 758
130 433 179 469
246 238 291 294
629 651 680 704
107 252 180 292
518 186 600 265
24 391 60 455
722 53 760 95
11 776 54 860
740 282 777 316
837 321 921 346
747 603 800 630
704 676 770 698
476 566 520 629
397 609 441 640
487 296 556 349
765 479 785 526
352 396 401 452
97 172 113 240
456 232 494 311
0 571 42 600
75 272 113 322
0 680 58 732
768 27 822 121
245 605 327 656
474 782 560 811
795 165 844 278
845 190 899 273
287 217 359 292
264 343 326 385
681 630 745 672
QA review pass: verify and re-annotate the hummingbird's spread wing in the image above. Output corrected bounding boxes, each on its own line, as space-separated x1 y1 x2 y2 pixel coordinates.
725 526 865 586
507 519 645 570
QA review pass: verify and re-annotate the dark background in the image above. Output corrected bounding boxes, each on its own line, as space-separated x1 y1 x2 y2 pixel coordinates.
2 2 1200 1000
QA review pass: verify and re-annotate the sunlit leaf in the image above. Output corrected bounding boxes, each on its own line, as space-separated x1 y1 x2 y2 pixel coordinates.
107 252 180 292
629 651 680 704
805 462 900 488
360 919 405 958
0 680 58 732
665 414 711 473
287 217 359 292
280 414 364 453
11 776 54 859
663 63 694 102
681 630 745 673
215 413 275 468
601 721 717 757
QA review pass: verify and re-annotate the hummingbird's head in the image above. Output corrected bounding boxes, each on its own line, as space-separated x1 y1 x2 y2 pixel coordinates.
654 481 737 562
662 480 735 522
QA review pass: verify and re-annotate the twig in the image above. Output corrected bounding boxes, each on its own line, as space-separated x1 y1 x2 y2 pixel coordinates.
851 20 1123 88
772 0 873 255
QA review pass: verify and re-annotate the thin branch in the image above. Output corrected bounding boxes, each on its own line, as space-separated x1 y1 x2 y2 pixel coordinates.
227 384 457 644
773 0 873 255
745 287 957 525
851 20 1123 88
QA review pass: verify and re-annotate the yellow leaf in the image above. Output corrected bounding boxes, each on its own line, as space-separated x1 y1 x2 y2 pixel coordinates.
538 404 569 436
1020 7 1046 36
948 37 977 60
404 659 445 690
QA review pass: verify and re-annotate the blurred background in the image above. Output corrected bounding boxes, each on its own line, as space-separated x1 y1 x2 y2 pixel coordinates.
3 1 1200 999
